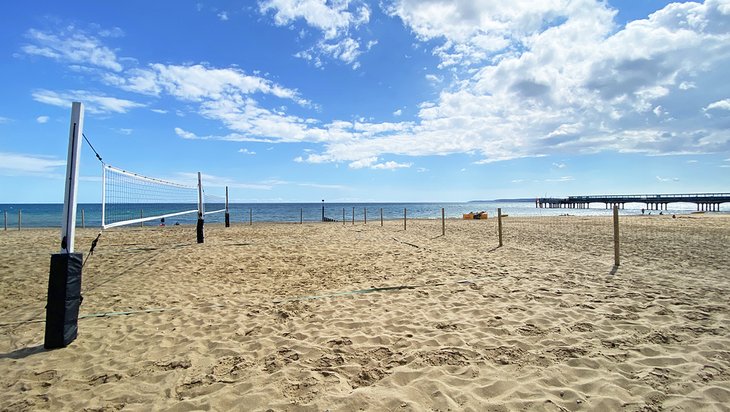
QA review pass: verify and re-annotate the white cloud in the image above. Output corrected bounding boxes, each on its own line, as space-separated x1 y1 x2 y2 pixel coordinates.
105 63 309 106
218 11 229 21
656 176 679 182
238 148 256 155
117 128 133 135
425 74 443 83
36 115 49 124
704 98 730 111
22 27 123 71
151 109 168 114
260 0 373 68
393 109 402 116
552 162 566 169
545 176 575 182
347 156 411 170
32 89 144 114
0 152 65 175
0 117 13 124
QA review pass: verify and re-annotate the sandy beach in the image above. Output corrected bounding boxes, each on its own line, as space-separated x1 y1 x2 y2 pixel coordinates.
1 215 729 411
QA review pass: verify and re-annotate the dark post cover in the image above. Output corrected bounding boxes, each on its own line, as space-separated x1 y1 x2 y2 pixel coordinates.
44 253 83 349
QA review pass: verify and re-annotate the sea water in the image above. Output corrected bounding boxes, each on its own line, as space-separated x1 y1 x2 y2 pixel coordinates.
0 201 723 229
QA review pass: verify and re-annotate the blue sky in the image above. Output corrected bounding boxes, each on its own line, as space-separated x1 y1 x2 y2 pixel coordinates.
0 0 729 203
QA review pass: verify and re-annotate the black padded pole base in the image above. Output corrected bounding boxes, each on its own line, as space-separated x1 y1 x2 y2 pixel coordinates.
45 253 83 349
225 213 230 228
196 218 204 243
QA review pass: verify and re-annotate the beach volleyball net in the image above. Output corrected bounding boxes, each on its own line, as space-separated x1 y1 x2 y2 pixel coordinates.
102 164 201 229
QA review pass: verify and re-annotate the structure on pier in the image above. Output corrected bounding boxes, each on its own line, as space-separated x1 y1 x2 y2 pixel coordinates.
535 193 729 211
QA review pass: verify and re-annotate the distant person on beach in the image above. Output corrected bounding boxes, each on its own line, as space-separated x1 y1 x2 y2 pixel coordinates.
641 208 645 215
160 218 165 227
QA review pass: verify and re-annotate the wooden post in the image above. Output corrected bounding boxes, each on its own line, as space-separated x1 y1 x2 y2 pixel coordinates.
498 208 503 247
380 208 383 227
342 208 345 225
352 207 355 225
18 210 22 231
364 208 367 224
441 208 445 236
300 208 303 224
613 205 620 267
249 208 252 226
404 208 407 231
4 210 6 231
140 209 144 227
81 209 85 229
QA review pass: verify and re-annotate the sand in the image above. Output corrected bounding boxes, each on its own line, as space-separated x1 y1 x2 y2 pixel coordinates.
1 215 729 411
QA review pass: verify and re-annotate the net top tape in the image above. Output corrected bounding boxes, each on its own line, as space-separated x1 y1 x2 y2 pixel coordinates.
104 164 197 190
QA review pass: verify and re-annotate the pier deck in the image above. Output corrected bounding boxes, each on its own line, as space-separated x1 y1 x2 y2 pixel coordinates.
536 193 729 211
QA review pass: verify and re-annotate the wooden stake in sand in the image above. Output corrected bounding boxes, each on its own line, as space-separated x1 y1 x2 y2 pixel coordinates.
249 208 252 226
442 208 445 236
364 208 367 224
498 208 503 247
18 210 22 231
352 207 355 225
613 205 620 267
342 208 345 226
300 208 303 224
4 210 7 231
404 208 407 231
380 208 383 227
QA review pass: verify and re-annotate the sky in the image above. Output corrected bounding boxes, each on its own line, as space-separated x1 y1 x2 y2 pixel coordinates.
0 0 729 203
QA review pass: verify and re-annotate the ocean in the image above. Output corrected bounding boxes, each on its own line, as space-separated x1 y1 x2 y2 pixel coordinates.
0 201 723 229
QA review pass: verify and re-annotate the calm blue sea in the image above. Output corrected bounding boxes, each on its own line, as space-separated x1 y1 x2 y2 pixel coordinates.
0 201 722 229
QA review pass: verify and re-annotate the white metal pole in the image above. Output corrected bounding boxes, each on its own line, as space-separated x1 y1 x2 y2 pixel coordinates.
197 172 204 217
60 102 84 254
101 164 106 229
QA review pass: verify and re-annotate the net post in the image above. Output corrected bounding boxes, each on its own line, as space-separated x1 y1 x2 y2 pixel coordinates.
364 208 367 224
140 209 143 227
342 208 345 225
18 210 22 231
613 205 620 267
352 207 355 225
404 208 407 231
46 101 84 349
101 164 106 229
380 208 383 227
81 209 85 229
249 208 252 226
3 210 6 231
498 208 503 247
196 172 204 243
300 208 303 224
442 207 445 236
224 186 230 228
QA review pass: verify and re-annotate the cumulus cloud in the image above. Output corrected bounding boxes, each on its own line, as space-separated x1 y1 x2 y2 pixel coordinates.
238 148 256 155
36 116 50 124
32 89 144 114
218 11 229 21
705 98 730 111
259 0 373 68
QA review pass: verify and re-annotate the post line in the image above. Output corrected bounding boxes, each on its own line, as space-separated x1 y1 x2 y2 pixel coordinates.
498 208 503 247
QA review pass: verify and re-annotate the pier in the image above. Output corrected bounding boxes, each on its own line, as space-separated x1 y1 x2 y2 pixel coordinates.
536 193 729 211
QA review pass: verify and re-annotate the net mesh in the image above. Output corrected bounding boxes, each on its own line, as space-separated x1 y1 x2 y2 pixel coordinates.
203 191 226 216
102 165 199 229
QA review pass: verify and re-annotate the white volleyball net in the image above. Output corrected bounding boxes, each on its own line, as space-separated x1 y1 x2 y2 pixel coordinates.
101 164 200 229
